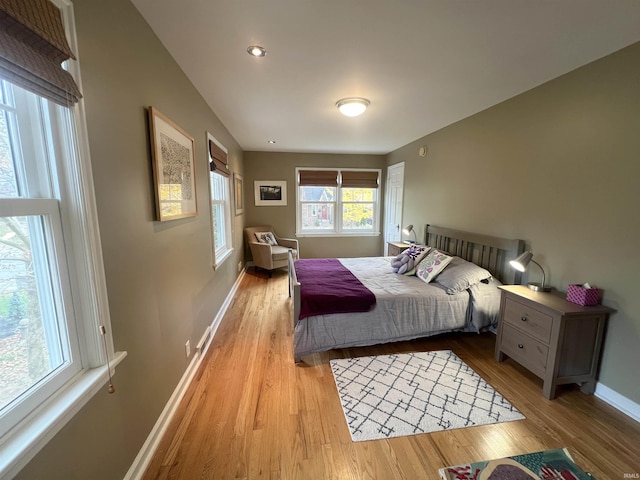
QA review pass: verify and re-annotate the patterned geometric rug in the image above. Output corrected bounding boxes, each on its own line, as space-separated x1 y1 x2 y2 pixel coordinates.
330 350 524 442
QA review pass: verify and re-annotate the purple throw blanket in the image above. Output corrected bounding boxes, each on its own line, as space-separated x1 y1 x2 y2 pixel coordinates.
295 258 376 320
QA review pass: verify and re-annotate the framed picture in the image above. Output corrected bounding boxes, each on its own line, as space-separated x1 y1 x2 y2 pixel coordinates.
148 107 197 221
254 180 287 206
234 173 244 215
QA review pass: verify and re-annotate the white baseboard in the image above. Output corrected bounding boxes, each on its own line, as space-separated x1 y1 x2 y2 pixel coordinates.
595 382 640 423
123 269 246 480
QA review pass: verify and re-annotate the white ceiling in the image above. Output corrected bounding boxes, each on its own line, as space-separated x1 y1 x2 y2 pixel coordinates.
130 0 640 155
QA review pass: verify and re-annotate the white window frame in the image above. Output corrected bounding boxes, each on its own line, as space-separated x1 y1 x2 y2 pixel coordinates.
295 167 381 237
207 133 233 268
0 1 125 477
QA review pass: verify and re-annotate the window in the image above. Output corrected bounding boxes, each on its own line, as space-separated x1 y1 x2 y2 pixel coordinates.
0 20 82 435
208 134 232 267
0 1 121 476
296 168 381 236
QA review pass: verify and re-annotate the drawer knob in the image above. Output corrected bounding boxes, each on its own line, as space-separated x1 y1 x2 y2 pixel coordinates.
517 343 524 349
521 316 528 322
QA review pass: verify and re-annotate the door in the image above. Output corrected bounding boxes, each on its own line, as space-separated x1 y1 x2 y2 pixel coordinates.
384 162 405 252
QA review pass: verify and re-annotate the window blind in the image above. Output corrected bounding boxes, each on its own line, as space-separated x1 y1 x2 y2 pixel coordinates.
341 170 379 188
0 0 82 106
209 140 230 177
298 170 338 186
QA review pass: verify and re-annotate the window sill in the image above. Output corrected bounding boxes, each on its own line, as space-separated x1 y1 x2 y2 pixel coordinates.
214 247 234 269
0 350 127 479
295 232 380 238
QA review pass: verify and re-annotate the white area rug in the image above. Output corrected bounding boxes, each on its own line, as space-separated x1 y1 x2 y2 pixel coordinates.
330 350 524 442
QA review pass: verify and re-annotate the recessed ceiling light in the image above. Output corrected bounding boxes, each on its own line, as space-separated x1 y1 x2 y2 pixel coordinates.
267 140 276 144
247 45 267 57
336 97 370 117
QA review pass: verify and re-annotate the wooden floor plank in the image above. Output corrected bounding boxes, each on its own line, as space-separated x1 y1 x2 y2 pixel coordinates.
143 269 640 479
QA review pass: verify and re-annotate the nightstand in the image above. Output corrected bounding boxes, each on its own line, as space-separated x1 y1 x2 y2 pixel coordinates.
494 285 613 400
387 241 410 256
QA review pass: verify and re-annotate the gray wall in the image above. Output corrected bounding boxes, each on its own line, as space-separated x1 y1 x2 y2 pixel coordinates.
243 151 387 259
16 0 245 478
388 42 640 404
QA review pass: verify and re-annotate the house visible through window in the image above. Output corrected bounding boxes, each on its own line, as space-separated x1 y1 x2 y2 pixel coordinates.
296 168 381 236
208 134 233 267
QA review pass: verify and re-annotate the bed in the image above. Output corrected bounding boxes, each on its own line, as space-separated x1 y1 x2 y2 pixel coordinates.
288 225 525 363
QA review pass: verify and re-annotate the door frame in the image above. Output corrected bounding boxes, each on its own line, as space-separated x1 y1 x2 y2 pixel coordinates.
383 162 405 253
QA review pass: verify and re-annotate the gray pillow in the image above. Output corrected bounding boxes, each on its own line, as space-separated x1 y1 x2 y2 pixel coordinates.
433 257 492 294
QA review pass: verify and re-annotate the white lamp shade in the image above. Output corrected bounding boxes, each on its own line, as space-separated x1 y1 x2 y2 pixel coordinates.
510 251 533 272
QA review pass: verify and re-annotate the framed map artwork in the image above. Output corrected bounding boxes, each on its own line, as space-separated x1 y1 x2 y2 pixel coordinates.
148 107 197 221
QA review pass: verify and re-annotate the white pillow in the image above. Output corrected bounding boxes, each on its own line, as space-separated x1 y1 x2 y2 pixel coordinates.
416 250 453 283
254 231 278 246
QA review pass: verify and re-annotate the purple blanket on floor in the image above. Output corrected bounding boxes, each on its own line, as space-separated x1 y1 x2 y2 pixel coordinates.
295 258 376 320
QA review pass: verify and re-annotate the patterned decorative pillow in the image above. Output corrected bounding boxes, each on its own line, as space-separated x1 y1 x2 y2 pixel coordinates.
416 249 453 283
390 245 431 275
403 245 432 276
254 231 278 246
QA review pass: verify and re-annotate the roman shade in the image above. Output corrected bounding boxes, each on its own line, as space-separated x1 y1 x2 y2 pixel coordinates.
298 170 338 187
341 170 379 188
209 140 230 177
0 0 82 106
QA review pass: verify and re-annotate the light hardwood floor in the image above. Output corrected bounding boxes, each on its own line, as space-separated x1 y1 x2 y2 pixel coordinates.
143 269 640 479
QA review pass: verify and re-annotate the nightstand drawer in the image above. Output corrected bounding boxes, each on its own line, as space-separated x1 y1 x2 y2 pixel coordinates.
503 297 552 343
501 324 548 377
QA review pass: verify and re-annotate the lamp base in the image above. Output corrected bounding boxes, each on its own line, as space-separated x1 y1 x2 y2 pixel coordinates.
403 240 416 244
527 282 551 292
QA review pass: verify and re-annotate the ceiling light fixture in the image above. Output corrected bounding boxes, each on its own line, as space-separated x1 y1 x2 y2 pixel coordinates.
247 45 267 57
267 140 276 144
336 97 370 117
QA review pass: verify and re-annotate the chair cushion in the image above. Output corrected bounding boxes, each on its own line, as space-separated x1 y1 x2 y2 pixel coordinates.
271 246 295 261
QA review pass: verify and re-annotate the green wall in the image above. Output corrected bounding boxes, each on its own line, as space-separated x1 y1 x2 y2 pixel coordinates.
388 42 640 404
15 0 245 478
243 151 386 259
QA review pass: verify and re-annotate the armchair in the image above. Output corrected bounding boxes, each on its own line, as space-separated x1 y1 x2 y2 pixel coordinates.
244 226 299 276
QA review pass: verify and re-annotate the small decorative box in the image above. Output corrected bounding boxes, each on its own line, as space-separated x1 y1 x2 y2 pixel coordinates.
566 284 601 306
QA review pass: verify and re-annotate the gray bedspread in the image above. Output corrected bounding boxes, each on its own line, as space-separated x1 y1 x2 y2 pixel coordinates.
293 256 501 361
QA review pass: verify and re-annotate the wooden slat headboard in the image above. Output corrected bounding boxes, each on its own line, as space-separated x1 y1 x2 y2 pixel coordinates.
424 225 525 285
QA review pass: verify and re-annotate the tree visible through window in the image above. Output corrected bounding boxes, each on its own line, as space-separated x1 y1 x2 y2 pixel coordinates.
342 188 375 229
0 80 81 437
208 134 232 267
210 172 229 253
